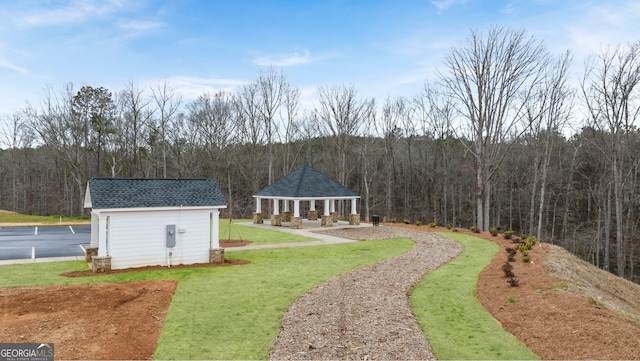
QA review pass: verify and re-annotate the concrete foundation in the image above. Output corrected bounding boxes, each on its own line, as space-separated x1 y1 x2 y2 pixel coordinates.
210 248 225 264
321 215 333 227
349 213 361 225
91 256 112 273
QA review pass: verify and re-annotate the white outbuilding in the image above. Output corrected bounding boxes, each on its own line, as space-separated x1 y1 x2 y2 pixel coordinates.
84 178 227 272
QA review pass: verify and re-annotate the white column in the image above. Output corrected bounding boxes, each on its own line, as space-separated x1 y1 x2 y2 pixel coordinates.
323 199 330 216
330 199 336 213
90 212 99 248
256 198 261 213
210 210 220 248
284 200 290 212
351 198 358 214
310 200 316 211
273 199 280 215
97 215 108 257
294 199 300 217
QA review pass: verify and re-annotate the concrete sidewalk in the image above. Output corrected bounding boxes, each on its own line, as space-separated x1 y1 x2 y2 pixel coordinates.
0 255 86 266
225 220 371 251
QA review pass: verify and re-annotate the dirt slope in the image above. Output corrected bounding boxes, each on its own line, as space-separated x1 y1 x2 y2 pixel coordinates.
391 224 640 360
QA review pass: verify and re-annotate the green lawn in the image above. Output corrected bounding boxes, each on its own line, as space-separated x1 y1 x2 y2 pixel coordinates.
218 219 316 245
411 232 539 360
0 210 89 224
0 223 540 360
0 236 414 360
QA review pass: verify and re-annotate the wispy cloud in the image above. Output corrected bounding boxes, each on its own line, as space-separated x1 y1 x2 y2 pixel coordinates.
156 76 247 100
20 0 125 26
563 1 640 58
0 49 29 76
431 0 467 13
254 50 313 67
117 19 163 32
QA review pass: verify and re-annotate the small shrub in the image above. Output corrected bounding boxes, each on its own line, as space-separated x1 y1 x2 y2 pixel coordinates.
415 220 422 226
446 223 452 229
474 228 480 233
469 226 476 232
452 228 459 232
429 221 437 228
518 243 528 253
505 247 517 262
511 236 522 244
527 236 537 248
522 252 531 263
390 217 397 223
508 295 517 302
502 262 515 277
403 219 410 224
489 227 498 236
520 233 528 240
507 278 520 287
503 230 514 239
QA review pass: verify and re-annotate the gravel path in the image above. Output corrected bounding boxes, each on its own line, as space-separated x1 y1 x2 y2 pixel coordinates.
269 226 464 360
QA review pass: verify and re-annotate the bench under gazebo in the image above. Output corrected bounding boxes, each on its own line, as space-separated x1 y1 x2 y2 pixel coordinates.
252 164 360 229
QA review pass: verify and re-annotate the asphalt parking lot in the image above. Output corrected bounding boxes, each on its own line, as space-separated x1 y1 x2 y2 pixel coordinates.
0 225 90 261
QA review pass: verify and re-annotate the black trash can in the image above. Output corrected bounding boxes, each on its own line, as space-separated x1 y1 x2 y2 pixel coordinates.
372 215 380 226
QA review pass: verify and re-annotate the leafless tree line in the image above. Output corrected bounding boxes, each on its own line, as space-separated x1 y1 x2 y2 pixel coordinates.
2 26 640 281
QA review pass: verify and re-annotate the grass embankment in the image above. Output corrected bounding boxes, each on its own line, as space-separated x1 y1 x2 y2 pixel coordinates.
0 225 414 360
411 232 539 360
0 209 89 225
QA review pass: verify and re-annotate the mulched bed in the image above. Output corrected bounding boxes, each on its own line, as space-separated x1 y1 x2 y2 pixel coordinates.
270 226 464 360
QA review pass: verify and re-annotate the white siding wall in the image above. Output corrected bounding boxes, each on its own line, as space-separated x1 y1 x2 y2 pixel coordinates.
100 208 220 270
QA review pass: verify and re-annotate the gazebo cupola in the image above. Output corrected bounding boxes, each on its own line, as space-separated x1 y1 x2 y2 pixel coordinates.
252 164 360 229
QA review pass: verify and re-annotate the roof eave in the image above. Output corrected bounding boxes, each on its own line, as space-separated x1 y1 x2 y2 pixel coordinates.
89 205 227 213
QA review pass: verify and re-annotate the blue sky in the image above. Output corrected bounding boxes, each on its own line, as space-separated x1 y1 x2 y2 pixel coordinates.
1 0 640 126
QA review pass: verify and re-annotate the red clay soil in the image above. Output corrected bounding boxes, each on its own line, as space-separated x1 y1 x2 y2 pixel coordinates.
0 280 176 360
388 223 640 360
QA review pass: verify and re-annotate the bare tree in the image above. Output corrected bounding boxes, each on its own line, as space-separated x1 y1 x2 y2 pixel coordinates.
377 96 406 220
256 68 286 184
26 83 89 215
582 42 640 277
279 82 302 174
533 51 574 241
117 81 154 177
414 82 456 226
234 82 266 193
151 80 182 178
440 26 548 231
0 113 35 212
315 84 374 216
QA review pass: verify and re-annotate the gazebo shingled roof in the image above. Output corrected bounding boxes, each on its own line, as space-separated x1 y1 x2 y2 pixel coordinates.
252 164 361 228
254 164 359 199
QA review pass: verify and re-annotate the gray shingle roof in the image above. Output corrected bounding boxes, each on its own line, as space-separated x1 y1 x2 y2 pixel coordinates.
86 178 226 209
254 165 359 198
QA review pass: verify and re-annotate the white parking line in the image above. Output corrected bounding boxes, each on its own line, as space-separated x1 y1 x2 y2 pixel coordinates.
31 246 35 259
34 226 38 235
69 226 75 234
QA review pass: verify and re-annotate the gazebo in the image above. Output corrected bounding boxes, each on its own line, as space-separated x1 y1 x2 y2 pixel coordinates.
252 165 360 229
